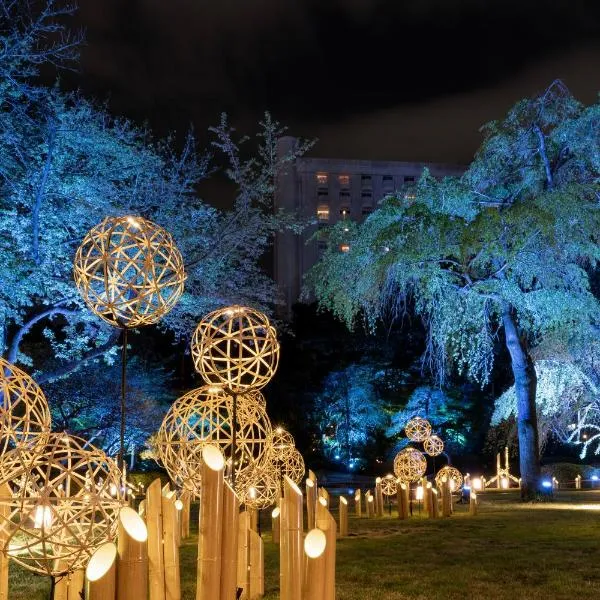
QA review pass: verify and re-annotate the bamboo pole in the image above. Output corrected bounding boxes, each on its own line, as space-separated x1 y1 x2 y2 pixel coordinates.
375 478 384 518
431 489 439 519
339 496 348 537
316 497 336 600
181 491 191 539
220 482 240 600
353 489 361 518
238 511 251 599
308 470 317 484
397 483 409 520
174 498 183 547
366 493 374 518
248 528 264 599
146 478 166 600
281 476 303 600
248 507 258 532
54 576 69 600
197 444 225 600
271 506 280 545
318 487 330 505
117 506 149 600
302 528 326 600
305 479 316 530
0 482 11 600
67 569 85 600
162 490 181 600
86 542 117 600
424 483 433 517
138 499 146 519
441 478 451 518
470 491 478 516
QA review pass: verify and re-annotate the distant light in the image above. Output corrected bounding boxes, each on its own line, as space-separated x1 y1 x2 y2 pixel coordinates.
416 486 424 500
348 488 354 495
472 478 482 491
592 475 599 481
542 480 552 489
334 454 340 460
501 478 509 489
463 485 471 491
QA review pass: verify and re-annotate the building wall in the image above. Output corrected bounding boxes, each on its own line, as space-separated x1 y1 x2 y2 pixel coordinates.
274 136 465 318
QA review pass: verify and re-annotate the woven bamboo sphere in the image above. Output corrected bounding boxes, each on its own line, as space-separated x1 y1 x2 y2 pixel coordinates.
0 359 51 481
1 433 124 577
405 417 432 442
235 464 279 509
279 447 305 485
423 435 444 457
393 447 427 483
156 385 272 495
265 427 295 463
191 305 279 392
73 215 185 328
381 474 398 496
435 466 463 492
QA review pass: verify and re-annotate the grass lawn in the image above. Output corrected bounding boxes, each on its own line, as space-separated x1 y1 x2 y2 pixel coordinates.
9 489 600 599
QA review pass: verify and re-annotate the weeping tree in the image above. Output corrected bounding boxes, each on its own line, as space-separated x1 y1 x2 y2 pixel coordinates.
308 80 600 499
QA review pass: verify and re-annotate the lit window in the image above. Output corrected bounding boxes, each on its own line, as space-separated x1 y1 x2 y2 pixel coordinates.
316 205 329 221
404 192 416 201
340 206 350 217
340 244 350 253
316 172 328 185
338 174 350 186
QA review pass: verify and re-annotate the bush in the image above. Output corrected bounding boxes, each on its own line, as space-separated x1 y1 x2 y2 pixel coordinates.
541 462 583 483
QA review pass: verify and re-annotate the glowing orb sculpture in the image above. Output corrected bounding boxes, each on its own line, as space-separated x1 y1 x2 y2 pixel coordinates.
277 448 305 485
393 447 427 483
435 466 463 492
381 474 398 496
404 417 432 442
191 306 279 392
73 215 185 328
1 433 124 577
156 385 272 495
423 435 444 457
235 465 279 509
265 427 295 464
0 358 51 460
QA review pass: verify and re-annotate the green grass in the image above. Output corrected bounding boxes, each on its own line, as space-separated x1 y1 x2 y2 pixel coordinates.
9 490 600 599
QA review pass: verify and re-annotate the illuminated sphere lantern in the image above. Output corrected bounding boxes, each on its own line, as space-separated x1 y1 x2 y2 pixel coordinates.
235 464 279 509
423 435 444 457
191 305 279 393
393 447 427 483
156 385 272 495
381 474 398 496
73 215 185 328
265 427 296 464
1 433 124 577
404 417 432 443
0 358 51 482
435 465 464 492
278 447 306 486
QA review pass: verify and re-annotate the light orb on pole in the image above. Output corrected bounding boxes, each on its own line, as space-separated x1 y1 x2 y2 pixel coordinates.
404 417 432 443
393 447 427 483
435 466 463 492
191 305 279 392
265 427 295 463
235 465 279 509
423 435 444 457
0 433 124 577
381 474 398 496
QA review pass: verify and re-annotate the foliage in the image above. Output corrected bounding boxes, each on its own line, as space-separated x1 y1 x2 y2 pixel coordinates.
540 462 583 483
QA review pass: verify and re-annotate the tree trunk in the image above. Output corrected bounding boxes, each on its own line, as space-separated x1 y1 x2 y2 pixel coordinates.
502 304 540 500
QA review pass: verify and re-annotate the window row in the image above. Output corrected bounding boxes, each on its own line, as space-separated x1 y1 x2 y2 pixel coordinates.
315 172 415 187
316 205 372 221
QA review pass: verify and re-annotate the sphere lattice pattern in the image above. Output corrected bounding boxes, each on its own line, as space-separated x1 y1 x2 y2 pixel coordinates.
156 386 272 495
191 306 279 392
393 447 427 483
423 435 444 457
405 417 432 442
264 428 295 464
435 466 463 492
1 433 124 577
381 474 398 496
74 215 185 328
269 447 305 486
0 359 51 462
235 465 279 509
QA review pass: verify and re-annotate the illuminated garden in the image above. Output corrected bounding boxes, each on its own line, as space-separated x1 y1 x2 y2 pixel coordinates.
2 2 600 599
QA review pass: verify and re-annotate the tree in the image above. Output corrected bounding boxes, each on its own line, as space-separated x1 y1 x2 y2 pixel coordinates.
308 81 600 498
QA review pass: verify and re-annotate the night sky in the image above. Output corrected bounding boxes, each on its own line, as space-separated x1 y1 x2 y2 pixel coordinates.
66 0 600 164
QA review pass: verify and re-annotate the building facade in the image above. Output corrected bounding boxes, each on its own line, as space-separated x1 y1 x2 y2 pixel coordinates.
274 136 465 317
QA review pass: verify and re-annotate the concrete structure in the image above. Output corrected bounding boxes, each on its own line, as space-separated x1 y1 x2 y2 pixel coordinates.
274 137 464 317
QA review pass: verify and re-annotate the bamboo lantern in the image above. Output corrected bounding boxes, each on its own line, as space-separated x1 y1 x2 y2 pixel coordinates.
197 445 225 600
249 528 264 599
431 488 439 519
156 385 272 495
146 479 166 600
397 483 409 520
0 482 11 600
162 491 180 600
404 417 432 442
302 528 327 600
237 511 251 598
423 435 444 457
236 464 279 511
381 474 398 497
308 470 317 484
85 542 117 600
306 479 316 530
220 482 240 600
67 569 85 600
281 477 303 600
73 216 185 328
266 428 296 464
279 448 306 487
424 483 433 517
271 506 281 545
117 507 149 600
393 447 427 484
181 491 191 539
374 478 384 517
441 477 451 517
316 497 336 600
339 496 348 537
575 475 582 490
354 489 362 518
138 499 146 519
174 498 183 546
470 491 478 516
2 434 123 577
366 493 374 518
435 466 463 494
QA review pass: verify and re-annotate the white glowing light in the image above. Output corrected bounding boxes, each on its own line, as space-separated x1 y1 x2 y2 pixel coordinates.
33 505 53 529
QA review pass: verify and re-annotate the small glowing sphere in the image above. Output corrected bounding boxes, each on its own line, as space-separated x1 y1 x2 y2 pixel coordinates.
191 305 279 392
435 466 463 492
235 464 279 509
304 528 326 558
265 428 295 463
404 417 432 442
472 478 482 491
423 435 444 457
393 447 427 483
73 215 185 328
381 474 398 496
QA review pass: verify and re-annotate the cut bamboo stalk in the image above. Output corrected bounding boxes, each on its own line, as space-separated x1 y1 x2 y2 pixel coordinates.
146 478 166 600
308 470 317 484
248 528 264 599
86 542 117 600
174 498 183 547
318 488 329 504
375 478 384 518
162 490 181 600
431 489 439 519
281 476 303 600
366 493 374 518
67 569 85 600
397 483 409 520
117 506 149 600
338 496 348 537
441 478 451 518
138 499 146 519
302 528 326 600
54 575 69 600
220 482 240 600
315 497 336 600
354 489 362 518
181 491 191 539
248 507 258 533
197 444 225 600
237 511 251 598
271 506 280 545
305 479 316 530
424 483 433 517
0 482 11 600
470 491 478 516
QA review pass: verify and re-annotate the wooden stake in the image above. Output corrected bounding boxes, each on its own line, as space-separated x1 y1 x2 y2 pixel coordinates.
441 478 451 518
271 506 281 545
397 483 409 520
316 497 336 600
305 479 316 530
85 542 117 600
470 491 478 516
181 491 191 539
117 507 149 600
375 478 384 518
162 490 181 600
354 489 362 518
338 497 348 537
146 479 166 600
431 489 439 519
237 511 251 598
302 529 326 600
220 482 240 600
249 529 264 599
281 476 303 600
